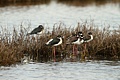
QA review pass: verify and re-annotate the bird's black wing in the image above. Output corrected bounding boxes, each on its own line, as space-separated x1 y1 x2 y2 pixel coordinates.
84 36 90 42
30 27 41 34
49 38 60 46
71 36 78 42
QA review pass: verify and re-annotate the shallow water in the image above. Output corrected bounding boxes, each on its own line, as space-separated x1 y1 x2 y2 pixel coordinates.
0 61 120 80
0 0 120 32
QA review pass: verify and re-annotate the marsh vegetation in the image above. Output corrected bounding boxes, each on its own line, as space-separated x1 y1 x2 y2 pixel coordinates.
0 22 120 66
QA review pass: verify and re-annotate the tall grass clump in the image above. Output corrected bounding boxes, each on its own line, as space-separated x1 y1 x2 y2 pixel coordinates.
0 22 120 66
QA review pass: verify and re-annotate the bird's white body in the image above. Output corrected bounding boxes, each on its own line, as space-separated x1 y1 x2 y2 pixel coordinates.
72 38 80 44
72 38 84 45
79 39 84 44
46 39 53 45
37 29 44 35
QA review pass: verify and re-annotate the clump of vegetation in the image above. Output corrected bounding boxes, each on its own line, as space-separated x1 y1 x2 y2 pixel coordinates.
0 22 120 66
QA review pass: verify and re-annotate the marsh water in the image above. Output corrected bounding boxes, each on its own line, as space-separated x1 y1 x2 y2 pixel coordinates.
0 0 120 80
0 61 120 80
0 0 120 32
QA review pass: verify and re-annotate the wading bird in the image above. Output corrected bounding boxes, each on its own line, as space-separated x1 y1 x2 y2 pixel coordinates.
70 31 84 56
27 25 44 35
46 35 63 62
83 32 93 49
83 32 93 59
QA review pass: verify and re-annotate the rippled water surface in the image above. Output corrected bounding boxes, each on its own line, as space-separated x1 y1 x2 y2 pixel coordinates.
0 0 120 32
0 61 120 80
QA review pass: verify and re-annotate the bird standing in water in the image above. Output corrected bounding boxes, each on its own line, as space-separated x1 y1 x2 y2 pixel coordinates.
70 31 84 56
27 25 44 35
83 32 93 60
83 32 93 49
46 35 63 62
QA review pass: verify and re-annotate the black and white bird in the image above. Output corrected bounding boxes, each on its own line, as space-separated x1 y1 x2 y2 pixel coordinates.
27 25 44 35
46 35 63 62
71 31 84 55
83 32 93 53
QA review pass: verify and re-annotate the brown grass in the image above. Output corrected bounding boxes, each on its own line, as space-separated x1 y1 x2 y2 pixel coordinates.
0 22 120 66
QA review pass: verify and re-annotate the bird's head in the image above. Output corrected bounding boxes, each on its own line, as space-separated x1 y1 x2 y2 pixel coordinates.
56 35 65 39
38 25 44 30
56 35 62 38
80 35 84 39
78 31 83 35
77 31 83 37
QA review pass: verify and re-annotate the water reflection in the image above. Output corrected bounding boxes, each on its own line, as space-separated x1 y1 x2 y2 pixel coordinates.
0 0 120 31
104 61 120 66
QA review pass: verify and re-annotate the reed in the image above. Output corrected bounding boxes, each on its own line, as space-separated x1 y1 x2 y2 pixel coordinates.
0 22 120 66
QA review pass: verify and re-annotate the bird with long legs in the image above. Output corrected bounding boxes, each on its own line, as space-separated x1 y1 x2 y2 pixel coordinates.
46 35 63 62
83 32 93 60
25 25 44 60
70 31 84 56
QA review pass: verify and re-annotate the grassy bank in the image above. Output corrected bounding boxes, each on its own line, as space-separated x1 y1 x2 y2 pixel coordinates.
0 22 120 66
57 0 120 6
0 0 120 7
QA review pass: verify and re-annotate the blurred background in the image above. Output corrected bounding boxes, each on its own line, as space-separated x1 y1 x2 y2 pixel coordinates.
0 0 120 31
0 0 120 7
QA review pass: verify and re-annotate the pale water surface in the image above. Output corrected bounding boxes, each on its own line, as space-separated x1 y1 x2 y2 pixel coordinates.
0 0 120 32
0 61 120 80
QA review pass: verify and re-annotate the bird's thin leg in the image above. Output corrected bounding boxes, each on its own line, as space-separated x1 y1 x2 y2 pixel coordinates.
52 47 53 61
84 43 87 51
73 44 75 56
84 43 86 54
53 47 56 62
75 45 78 56
84 43 87 59
73 44 77 56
